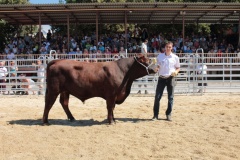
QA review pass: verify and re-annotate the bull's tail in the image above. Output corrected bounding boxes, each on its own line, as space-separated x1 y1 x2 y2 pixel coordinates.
45 60 54 103
45 87 48 102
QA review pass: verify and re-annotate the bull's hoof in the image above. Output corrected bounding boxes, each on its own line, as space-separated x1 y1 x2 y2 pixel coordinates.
42 122 50 126
108 120 116 125
69 118 75 122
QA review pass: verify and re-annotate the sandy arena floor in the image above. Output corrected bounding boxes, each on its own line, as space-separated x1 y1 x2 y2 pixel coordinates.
0 94 239 160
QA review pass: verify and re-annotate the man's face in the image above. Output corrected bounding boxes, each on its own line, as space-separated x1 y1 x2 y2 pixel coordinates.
165 44 173 52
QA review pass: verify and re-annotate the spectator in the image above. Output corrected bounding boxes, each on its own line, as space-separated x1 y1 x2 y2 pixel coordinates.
9 61 18 78
33 42 39 54
39 43 47 54
98 38 104 46
12 45 18 54
4 45 9 54
104 48 111 54
137 39 149 94
112 47 119 54
19 74 36 95
18 39 25 53
68 48 76 59
141 28 148 42
0 61 8 94
47 30 52 42
76 48 82 54
151 36 159 53
128 47 134 54
98 43 105 53
197 59 208 93
6 50 15 60
119 47 126 58
33 60 45 95
185 46 193 53
218 42 225 53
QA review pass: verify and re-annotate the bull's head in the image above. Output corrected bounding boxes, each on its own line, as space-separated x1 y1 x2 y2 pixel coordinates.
134 54 159 75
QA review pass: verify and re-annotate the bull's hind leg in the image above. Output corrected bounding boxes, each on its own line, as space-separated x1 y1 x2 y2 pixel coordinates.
106 99 116 124
60 92 75 121
42 90 59 125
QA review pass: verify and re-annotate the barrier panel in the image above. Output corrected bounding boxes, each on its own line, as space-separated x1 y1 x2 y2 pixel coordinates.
0 52 239 95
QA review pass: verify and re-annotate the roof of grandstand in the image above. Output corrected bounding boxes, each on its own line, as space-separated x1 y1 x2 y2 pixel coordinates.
0 2 240 25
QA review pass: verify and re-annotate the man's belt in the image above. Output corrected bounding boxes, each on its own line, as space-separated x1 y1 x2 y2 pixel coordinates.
159 75 171 79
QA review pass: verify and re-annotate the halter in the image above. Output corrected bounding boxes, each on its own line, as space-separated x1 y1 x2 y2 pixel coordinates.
134 56 154 75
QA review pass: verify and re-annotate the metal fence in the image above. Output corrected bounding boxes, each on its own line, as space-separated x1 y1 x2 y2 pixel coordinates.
0 51 240 95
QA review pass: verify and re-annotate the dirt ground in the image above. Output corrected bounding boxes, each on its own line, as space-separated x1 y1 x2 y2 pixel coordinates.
0 93 239 160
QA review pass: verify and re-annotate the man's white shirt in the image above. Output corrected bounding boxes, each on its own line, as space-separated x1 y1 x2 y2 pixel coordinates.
157 53 180 76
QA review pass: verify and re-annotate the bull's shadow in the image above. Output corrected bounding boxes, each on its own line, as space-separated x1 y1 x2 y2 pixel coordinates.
7 118 151 127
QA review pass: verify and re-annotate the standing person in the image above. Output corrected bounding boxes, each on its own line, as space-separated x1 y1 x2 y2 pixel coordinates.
36 60 45 95
197 59 207 93
8 61 18 94
47 29 52 42
141 39 148 55
9 61 18 78
19 74 36 95
152 41 180 121
137 39 149 94
0 61 8 94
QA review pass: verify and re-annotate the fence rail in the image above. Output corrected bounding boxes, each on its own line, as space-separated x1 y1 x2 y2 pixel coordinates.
0 52 240 95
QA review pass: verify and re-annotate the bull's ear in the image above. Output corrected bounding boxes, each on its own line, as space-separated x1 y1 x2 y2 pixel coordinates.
137 53 144 58
137 54 147 63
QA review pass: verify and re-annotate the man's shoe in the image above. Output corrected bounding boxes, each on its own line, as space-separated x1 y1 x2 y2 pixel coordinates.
152 116 158 121
137 90 141 94
145 90 149 94
166 115 172 121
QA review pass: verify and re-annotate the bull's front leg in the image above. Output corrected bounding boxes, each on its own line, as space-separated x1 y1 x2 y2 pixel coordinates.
106 99 116 124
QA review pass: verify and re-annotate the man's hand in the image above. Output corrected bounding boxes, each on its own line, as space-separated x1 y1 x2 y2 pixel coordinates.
151 58 157 64
171 71 178 77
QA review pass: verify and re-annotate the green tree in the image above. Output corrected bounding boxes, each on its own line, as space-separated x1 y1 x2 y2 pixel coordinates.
0 0 29 4
0 0 31 50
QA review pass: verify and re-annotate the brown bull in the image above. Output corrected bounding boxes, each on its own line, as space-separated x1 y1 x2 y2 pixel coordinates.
42 54 158 125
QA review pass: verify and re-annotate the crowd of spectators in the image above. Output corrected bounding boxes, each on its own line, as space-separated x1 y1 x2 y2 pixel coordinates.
1 27 240 94
1 28 240 61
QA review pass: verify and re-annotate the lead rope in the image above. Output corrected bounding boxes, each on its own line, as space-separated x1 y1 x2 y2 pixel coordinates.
134 56 154 75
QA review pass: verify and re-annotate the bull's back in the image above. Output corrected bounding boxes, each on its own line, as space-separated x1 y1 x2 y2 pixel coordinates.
47 59 121 97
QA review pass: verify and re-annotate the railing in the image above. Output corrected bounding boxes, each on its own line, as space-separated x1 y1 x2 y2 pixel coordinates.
0 52 240 95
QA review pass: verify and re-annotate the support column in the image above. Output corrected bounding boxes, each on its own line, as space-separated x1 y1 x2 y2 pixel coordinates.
238 12 240 47
96 11 99 48
67 14 70 53
124 11 127 50
180 11 186 49
38 13 42 47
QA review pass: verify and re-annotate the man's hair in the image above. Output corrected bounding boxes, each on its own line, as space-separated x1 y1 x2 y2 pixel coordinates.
165 41 173 46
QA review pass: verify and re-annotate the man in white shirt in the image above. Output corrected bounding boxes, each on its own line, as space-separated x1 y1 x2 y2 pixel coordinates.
152 41 180 121
141 39 148 55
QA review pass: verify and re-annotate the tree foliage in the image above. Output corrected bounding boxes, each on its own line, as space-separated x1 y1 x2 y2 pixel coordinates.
0 0 29 4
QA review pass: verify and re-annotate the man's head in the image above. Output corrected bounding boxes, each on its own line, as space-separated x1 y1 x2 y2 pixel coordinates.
165 41 173 54
144 39 148 44
37 60 42 65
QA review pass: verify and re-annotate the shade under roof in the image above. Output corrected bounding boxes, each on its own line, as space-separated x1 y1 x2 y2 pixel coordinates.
0 2 240 25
